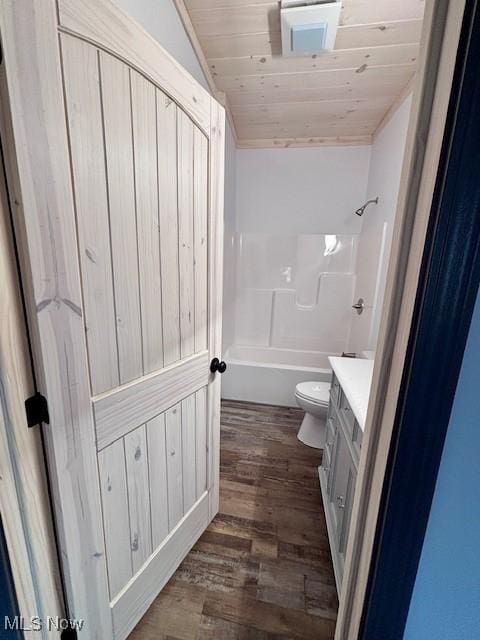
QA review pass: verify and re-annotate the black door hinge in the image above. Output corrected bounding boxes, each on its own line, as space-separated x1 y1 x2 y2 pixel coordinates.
25 392 49 428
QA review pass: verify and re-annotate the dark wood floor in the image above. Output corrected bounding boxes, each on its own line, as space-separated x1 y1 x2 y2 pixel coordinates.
130 400 338 640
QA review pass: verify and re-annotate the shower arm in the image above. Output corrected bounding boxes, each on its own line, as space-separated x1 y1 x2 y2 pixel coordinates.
355 196 379 217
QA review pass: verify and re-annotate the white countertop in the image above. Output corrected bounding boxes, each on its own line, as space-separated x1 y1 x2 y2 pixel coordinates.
328 356 374 431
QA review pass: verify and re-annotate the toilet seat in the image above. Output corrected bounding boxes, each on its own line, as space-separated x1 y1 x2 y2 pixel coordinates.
295 381 330 406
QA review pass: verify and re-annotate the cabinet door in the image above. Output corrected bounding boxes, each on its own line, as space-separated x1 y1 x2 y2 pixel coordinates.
329 430 350 548
339 457 357 558
331 373 341 405
324 402 337 476
326 412 339 497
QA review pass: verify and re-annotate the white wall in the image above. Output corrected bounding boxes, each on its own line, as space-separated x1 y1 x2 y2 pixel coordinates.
112 0 209 91
236 146 370 235
348 95 412 353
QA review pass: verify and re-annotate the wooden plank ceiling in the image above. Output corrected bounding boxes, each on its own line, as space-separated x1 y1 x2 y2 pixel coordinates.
181 0 425 147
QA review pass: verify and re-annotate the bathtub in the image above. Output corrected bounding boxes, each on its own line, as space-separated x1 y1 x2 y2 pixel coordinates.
221 345 334 407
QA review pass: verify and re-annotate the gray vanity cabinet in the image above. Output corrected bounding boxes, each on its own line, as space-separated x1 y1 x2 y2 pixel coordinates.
319 373 362 592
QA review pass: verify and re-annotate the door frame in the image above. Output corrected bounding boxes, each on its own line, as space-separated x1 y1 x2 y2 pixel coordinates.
0 125 64 634
335 0 468 637
360 0 480 636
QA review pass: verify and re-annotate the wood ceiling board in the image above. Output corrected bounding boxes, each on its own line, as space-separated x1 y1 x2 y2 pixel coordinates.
235 118 385 135
188 4 279 38
340 0 425 25
201 31 281 59
235 121 377 139
209 43 419 77
228 81 412 105
234 120 383 140
236 113 382 129
335 19 423 49
186 0 423 16
186 0 280 8
234 114 386 135
200 20 423 58
232 98 392 122
187 2 424 37
237 135 373 149
215 63 417 93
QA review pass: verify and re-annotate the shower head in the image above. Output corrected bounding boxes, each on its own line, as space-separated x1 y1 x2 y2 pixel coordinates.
355 197 379 217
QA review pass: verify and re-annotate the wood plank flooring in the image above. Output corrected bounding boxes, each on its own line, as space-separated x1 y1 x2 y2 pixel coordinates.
129 400 337 640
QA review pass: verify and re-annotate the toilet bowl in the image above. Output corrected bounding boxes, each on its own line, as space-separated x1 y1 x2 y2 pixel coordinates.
295 381 330 448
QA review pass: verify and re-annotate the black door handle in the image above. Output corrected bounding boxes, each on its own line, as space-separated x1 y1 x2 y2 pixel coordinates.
210 357 227 374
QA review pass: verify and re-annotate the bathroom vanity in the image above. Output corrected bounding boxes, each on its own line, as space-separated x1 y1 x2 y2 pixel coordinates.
319 356 374 592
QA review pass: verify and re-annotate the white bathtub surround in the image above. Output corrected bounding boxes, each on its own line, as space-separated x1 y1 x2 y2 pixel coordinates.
349 94 413 353
235 233 357 352
328 356 374 430
222 231 358 406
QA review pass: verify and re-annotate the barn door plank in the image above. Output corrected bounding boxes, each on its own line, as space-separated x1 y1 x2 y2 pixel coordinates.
99 52 143 385
157 93 181 367
165 404 184 528
61 35 119 395
195 387 208 499
131 71 164 375
124 425 152 574
181 394 197 513
193 129 209 353
147 414 170 547
177 110 195 359
98 439 132 598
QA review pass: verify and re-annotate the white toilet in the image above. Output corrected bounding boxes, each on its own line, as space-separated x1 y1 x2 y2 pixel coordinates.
295 381 331 448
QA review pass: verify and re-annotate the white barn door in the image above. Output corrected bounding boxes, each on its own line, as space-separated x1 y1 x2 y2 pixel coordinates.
0 1 224 638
